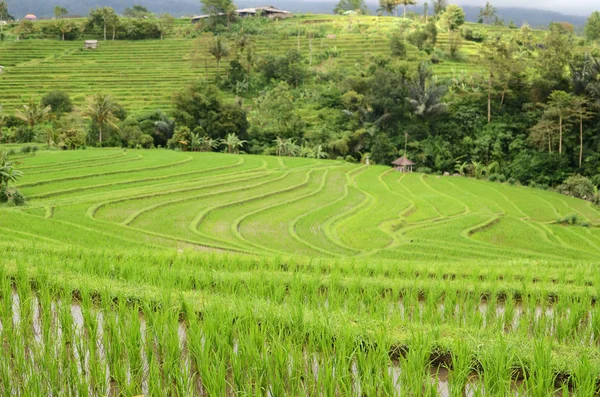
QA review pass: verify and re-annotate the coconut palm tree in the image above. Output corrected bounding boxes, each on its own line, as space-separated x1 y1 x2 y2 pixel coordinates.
209 36 231 79
397 0 417 18
478 1 497 24
377 0 396 16
15 98 51 142
406 63 449 126
221 133 246 154
85 93 120 145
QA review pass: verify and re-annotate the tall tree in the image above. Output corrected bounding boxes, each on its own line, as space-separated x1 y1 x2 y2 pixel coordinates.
377 0 396 16
87 7 119 41
478 1 497 24
547 90 576 155
85 93 120 145
397 0 417 18
432 0 447 15
536 23 574 86
585 11 600 42
0 0 14 37
202 0 235 15
209 36 231 79
333 0 368 15
157 13 175 39
123 5 152 18
440 5 465 31
479 35 518 123
54 6 68 19
571 96 592 167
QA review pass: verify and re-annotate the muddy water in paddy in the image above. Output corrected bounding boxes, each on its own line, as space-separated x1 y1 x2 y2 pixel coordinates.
2 292 575 396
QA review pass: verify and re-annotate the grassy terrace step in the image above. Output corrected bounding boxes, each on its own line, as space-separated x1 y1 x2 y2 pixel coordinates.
3 148 598 262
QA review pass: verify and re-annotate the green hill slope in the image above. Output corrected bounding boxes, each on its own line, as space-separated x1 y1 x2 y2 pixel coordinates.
2 148 599 262
0 15 552 113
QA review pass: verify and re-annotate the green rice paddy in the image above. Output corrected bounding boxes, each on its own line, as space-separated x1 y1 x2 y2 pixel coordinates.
0 15 497 114
1 147 600 394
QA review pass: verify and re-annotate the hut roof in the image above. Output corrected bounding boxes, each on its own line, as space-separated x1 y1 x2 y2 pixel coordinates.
392 156 414 166
24 14 37 20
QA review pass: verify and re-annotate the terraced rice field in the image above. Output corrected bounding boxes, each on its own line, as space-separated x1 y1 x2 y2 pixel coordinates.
2 148 600 394
0 16 489 113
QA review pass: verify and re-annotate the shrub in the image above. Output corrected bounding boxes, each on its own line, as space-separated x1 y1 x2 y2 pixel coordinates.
417 166 432 174
556 174 596 201
507 177 516 185
556 214 579 225
390 34 407 58
11 190 26 206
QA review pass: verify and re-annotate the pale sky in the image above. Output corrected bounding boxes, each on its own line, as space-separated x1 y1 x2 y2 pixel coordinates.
455 0 595 16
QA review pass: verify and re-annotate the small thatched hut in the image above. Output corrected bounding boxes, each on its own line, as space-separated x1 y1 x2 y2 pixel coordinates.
84 40 98 50
392 156 414 172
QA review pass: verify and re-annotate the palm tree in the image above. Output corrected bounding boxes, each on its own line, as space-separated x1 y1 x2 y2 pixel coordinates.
478 1 497 24
397 0 417 18
432 0 448 15
406 63 449 125
377 0 396 15
221 133 246 154
209 36 231 79
85 93 120 145
15 98 51 142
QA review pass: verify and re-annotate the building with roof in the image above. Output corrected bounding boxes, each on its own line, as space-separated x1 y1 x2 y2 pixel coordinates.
192 5 292 23
24 14 37 21
392 156 414 172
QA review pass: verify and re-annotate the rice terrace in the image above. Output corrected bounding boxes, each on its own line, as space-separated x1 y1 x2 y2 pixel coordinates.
4 0 600 395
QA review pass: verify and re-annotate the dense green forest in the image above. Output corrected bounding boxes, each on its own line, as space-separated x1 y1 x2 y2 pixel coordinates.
2 0 600 203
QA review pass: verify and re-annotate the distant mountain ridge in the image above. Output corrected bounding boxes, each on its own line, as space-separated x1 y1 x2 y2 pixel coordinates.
5 0 590 27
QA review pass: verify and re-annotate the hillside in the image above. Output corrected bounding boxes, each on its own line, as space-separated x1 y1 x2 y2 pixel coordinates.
2 147 600 394
2 148 600 261
0 15 531 113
